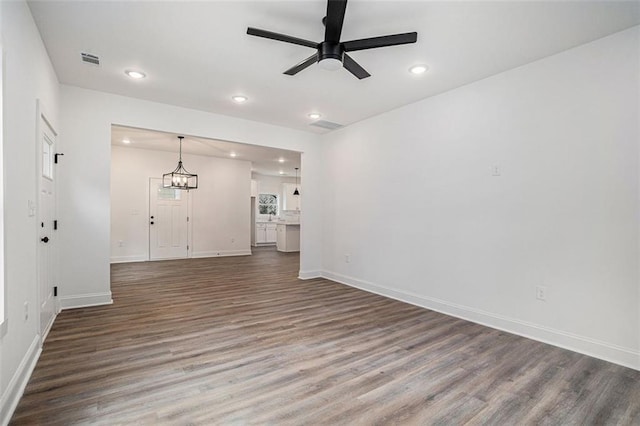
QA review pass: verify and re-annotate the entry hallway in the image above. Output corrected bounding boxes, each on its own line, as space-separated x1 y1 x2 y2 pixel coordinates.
11 248 640 424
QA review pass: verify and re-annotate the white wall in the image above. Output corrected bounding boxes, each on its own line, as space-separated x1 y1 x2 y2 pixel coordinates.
59 85 324 309
111 145 252 262
0 1 60 422
319 27 640 369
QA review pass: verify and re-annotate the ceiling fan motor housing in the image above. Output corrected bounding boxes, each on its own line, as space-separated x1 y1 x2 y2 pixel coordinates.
319 41 343 62
318 41 344 70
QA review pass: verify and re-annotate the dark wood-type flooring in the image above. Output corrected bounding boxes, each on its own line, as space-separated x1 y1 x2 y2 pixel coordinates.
11 247 640 425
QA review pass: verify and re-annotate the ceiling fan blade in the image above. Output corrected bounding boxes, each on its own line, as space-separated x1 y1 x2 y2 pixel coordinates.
324 0 347 43
247 27 317 49
342 32 417 52
284 54 319 75
342 54 370 79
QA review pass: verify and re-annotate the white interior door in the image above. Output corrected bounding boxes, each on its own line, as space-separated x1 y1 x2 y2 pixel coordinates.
38 114 56 337
149 178 189 260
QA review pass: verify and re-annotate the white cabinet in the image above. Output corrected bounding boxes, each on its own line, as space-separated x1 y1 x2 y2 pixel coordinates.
276 224 300 252
266 223 277 242
282 183 301 211
256 222 277 244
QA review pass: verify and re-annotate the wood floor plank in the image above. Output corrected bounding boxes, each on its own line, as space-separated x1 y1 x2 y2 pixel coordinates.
10 247 640 425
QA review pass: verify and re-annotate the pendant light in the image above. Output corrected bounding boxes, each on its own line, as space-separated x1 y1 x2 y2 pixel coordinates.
163 136 198 190
293 167 300 195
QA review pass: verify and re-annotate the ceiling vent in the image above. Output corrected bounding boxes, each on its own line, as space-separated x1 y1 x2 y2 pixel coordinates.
81 52 100 66
309 120 343 131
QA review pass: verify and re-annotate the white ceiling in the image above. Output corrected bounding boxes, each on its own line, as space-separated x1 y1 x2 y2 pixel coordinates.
29 1 640 134
111 125 301 177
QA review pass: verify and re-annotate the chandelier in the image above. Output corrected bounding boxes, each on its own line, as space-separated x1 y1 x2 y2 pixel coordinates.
163 136 198 190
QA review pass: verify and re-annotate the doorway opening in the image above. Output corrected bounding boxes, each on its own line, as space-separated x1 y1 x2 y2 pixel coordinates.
109 125 302 265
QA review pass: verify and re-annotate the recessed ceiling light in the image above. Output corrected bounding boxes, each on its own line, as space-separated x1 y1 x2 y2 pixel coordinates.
125 70 146 79
230 152 237 158
122 138 131 144
308 112 321 120
278 158 285 163
279 170 285 175
232 95 248 103
409 64 428 75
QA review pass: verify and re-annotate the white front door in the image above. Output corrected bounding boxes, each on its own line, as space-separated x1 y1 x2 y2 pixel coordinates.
149 178 189 260
38 113 56 337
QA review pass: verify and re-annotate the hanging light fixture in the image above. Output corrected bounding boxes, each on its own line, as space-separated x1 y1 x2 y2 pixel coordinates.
293 167 300 195
163 136 198 190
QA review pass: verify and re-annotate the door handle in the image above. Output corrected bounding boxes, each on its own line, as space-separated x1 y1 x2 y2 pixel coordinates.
41 236 49 243
150 221 154 225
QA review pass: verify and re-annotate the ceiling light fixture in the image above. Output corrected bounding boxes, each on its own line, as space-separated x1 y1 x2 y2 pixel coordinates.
163 136 198 190
278 158 285 163
318 58 343 71
293 167 300 196
230 152 237 158
409 64 428 75
122 138 131 144
232 95 248 103
308 112 321 120
279 170 285 175
125 70 146 79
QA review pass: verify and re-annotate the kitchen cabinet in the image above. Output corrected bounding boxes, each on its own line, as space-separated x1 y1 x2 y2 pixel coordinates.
276 223 300 252
282 183 301 211
256 222 277 244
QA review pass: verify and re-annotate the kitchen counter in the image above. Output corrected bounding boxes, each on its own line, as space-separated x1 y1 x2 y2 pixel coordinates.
276 222 300 252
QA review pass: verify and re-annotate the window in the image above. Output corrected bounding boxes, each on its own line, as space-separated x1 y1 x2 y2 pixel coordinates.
42 133 53 179
157 186 181 200
258 194 278 215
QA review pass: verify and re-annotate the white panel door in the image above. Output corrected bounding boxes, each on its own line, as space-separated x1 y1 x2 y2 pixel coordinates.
149 178 189 260
38 114 56 337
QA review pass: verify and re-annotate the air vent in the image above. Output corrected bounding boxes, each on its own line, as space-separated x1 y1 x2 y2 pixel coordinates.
309 120 343 130
81 52 100 66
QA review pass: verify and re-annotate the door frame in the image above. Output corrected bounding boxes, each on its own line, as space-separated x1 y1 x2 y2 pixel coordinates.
148 177 193 260
35 99 59 342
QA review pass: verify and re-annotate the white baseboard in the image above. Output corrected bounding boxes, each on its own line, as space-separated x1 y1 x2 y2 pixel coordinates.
298 270 322 280
0 335 41 425
110 255 147 263
191 249 252 258
40 311 57 343
59 292 113 310
321 270 640 371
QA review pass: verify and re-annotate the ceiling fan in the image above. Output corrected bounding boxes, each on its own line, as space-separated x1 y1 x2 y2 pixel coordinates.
246 0 417 80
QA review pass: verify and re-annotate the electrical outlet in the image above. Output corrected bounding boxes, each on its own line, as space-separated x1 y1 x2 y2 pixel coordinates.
345 254 351 263
24 301 29 321
491 165 501 176
118 240 124 247
536 286 547 301
231 238 235 243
